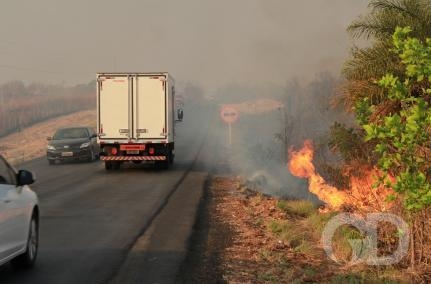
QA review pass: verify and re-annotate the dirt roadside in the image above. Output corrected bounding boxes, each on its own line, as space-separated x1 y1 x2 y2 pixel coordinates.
177 176 409 284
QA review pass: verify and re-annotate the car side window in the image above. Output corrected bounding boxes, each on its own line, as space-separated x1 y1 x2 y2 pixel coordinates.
0 158 16 185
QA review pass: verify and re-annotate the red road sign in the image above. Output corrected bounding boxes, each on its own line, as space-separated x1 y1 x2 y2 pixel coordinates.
220 105 239 124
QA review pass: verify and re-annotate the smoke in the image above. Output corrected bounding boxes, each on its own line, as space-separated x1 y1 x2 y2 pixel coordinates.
0 0 368 88
0 0 369 201
200 73 353 202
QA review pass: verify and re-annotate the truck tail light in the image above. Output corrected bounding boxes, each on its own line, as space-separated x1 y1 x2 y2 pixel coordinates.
149 148 155 155
111 147 118 155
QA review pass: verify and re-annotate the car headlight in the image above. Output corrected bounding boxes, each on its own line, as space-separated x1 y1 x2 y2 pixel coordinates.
47 145 56 151
80 142 90 148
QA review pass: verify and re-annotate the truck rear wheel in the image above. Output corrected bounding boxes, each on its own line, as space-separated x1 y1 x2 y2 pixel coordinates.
169 152 174 164
105 161 112 170
112 162 121 170
155 161 169 169
156 151 171 169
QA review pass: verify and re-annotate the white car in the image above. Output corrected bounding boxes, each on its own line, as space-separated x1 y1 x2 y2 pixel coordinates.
0 155 39 269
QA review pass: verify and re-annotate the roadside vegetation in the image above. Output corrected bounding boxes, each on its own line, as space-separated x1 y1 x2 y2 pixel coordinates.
0 80 95 138
325 0 431 278
184 176 407 283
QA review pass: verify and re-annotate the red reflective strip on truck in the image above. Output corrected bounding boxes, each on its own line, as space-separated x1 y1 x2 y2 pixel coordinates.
100 156 166 161
119 144 145 151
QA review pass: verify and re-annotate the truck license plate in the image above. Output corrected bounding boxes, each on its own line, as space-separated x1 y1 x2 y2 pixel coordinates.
127 150 139 154
61 152 73 157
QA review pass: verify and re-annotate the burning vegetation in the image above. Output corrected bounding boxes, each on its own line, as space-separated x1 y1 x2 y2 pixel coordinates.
288 139 394 212
181 176 410 283
288 140 347 210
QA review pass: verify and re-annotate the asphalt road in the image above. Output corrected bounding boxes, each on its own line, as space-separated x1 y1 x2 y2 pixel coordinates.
0 106 213 284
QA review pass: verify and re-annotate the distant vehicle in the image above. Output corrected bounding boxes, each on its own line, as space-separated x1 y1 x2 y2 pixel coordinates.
97 73 183 170
0 154 38 268
46 127 100 164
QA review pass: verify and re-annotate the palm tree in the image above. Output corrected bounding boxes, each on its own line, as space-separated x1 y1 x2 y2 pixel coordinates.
348 0 431 40
331 0 431 165
341 0 431 110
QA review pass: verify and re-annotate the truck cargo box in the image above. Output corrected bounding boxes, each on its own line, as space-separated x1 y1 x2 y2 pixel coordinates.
97 72 178 170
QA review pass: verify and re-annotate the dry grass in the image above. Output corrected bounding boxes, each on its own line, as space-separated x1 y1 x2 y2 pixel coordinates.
209 176 412 283
277 199 316 217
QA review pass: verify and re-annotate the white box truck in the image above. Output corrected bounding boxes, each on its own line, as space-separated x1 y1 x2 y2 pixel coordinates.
96 72 182 170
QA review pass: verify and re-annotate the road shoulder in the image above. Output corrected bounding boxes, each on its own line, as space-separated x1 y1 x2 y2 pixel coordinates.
111 171 208 284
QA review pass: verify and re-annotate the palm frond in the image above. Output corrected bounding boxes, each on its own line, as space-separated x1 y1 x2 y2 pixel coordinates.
347 14 394 39
343 41 402 81
337 79 385 111
370 0 418 18
348 0 431 40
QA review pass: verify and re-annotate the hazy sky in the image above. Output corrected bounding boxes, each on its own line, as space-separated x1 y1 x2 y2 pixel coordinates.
0 0 369 89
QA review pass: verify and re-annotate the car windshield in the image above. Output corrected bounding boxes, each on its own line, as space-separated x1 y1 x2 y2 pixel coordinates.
53 128 88 139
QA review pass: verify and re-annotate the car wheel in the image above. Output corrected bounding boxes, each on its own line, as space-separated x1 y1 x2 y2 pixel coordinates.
88 149 96 162
11 214 38 269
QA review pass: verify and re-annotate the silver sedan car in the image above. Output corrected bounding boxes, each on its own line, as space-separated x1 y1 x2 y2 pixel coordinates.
0 155 39 269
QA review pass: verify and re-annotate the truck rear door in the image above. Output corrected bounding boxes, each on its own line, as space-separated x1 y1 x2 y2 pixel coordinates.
133 75 166 139
98 75 130 140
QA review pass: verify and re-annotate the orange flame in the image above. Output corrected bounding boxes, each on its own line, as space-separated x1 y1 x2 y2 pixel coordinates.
288 140 393 211
288 140 347 209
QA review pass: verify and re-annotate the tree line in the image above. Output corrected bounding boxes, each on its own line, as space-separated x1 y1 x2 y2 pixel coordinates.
0 81 95 137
